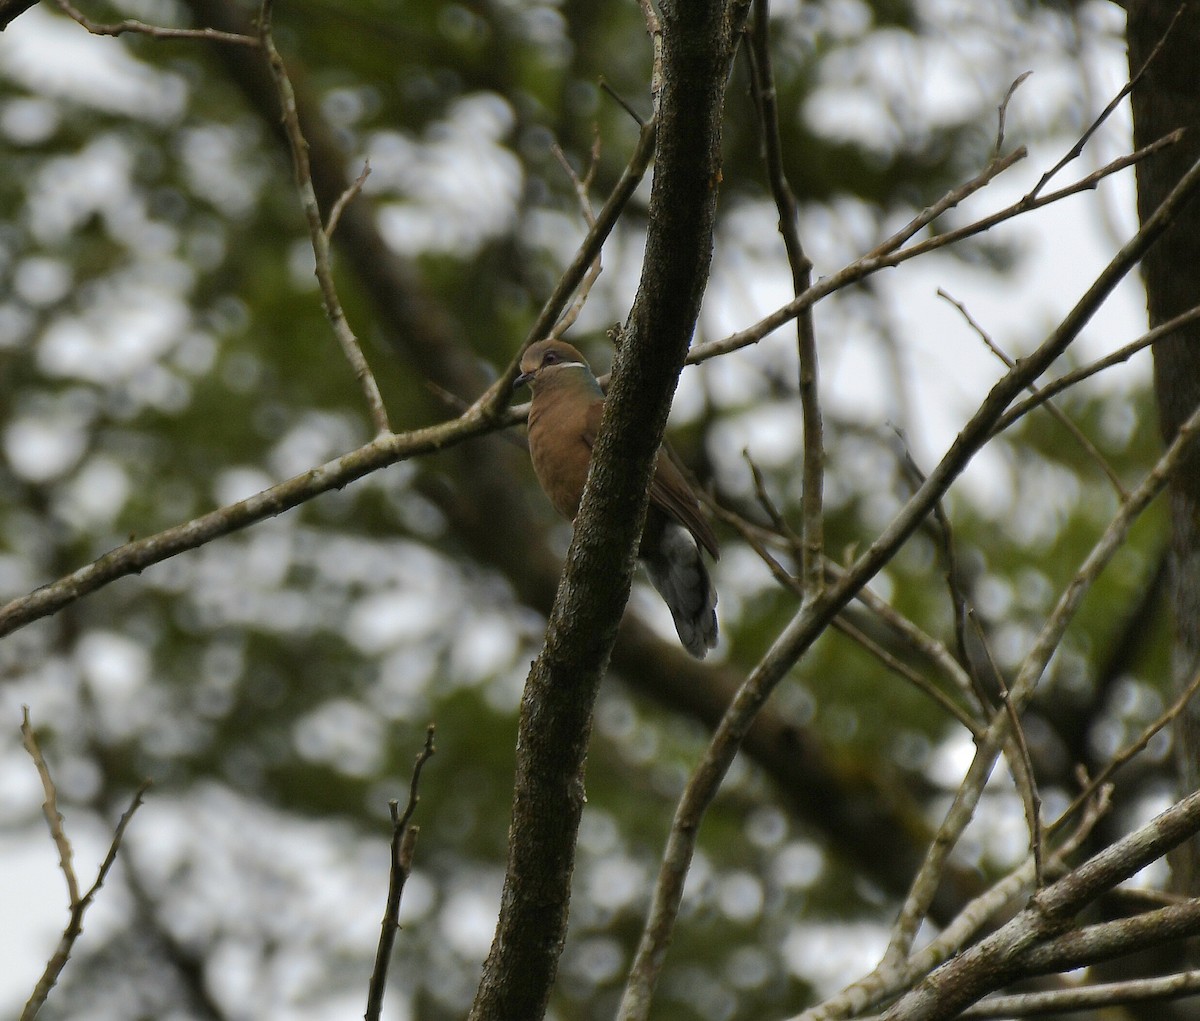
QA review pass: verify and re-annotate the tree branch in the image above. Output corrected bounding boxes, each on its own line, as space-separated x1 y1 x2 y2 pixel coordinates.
0 413 504 639
365 725 436 1021
619 144 1200 1016
55 0 258 45
688 131 1182 366
258 0 390 435
20 709 149 1021
885 789 1200 1020
469 3 747 1018
746 0 824 599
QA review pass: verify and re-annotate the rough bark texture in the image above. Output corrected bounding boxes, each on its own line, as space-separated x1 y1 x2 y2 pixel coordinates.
1127 0 1200 894
466 2 746 1018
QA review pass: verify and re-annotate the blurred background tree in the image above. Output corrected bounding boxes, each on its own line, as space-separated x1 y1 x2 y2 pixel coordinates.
0 0 1191 1019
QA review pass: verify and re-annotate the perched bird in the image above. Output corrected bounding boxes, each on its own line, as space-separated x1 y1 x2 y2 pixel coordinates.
514 338 719 658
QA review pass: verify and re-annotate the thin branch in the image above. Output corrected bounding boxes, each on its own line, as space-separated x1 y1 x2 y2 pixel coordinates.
889 428 992 716
791 784 1112 1021
867 147 1026 261
619 147 1200 1017
1025 0 1190 201
21 707 80 909
747 0 824 600
829 562 981 715
471 115 658 420
994 301 1200 435
0 411 504 640
21 709 149 1021
994 71 1033 155
835 616 982 734
742 449 802 553
549 136 604 339
326 160 371 241
55 0 258 45
637 0 663 109
258 0 390 436
366 725 436 1021
958 969 1200 1019
707 481 802 597
938 288 1127 498
687 131 1182 367
1052 663 1200 838
977 617 1045 889
599 79 646 128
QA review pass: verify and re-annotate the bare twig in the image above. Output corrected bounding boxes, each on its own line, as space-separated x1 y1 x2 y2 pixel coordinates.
688 131 1183 367
473 114 658 419
939 288 1128 498
958 969 1200 1019
889 428 992 715
836 616 981 734
995 301 1200 435
747 0 824 600
258 0 391 436
868 148 1026 261
1026 0 1190 201
599 80 646 128
21 708 80 909
1052 664 1200 839
326 160 371 241
976 616 1046 888
638 0 663 108
994 70 1033 155
618 148 1200 1018
549 136 604 339
828 561 981 714
55 0 258 45
366 725 436 1021
742 450 801 552
0 411 505 640
21 708 149 1021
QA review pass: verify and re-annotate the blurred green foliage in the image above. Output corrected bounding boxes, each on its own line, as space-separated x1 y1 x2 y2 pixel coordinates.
0 0 1167 1019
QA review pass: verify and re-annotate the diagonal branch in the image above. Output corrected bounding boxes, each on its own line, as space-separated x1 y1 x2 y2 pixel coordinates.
688 130 1182 367
0 412 504 639
258 0 390 435
618 145 1200 1016
21 709 150 1021
884 789 1200 1020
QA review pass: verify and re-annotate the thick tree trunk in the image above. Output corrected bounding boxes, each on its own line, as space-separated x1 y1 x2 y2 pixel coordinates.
1127 0 1200 893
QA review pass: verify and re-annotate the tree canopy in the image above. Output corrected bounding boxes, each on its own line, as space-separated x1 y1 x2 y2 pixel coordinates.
3 1 1199 1020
